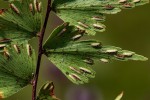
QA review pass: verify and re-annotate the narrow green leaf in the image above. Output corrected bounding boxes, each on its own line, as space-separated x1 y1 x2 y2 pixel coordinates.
52 0 149 35
0 42 36 98
0 0 42 44
37 81 60 100
43 23 148 84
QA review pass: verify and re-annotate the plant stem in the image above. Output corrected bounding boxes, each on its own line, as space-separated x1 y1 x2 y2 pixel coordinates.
32 0 52 100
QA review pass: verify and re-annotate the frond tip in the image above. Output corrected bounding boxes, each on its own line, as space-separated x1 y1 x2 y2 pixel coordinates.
115 91 124 100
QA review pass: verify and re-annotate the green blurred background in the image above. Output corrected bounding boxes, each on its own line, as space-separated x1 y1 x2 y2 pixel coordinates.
0 0 150 100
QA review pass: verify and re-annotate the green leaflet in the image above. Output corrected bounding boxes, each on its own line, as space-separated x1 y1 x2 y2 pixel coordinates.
37 81 60 100
0 42 36 98
43 23 148 84
52 0 149 35
0 0 42 44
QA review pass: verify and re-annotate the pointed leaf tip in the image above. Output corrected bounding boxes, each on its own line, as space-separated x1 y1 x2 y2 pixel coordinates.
131 54 148 61
115 91 124 100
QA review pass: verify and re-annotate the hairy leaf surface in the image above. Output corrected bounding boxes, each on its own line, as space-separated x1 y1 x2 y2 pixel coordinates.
43 23 148 84
52 0 149 35
0 42 36 98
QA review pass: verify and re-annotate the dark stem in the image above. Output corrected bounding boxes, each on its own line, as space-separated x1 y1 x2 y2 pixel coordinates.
32 0 52 100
